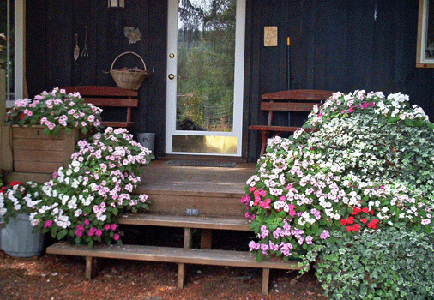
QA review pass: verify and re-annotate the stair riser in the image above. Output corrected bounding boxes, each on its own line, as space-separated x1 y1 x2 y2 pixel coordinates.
144 192 245 218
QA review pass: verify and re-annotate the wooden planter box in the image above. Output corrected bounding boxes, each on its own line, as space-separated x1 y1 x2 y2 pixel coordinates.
12 126 78 173
1 125 79 183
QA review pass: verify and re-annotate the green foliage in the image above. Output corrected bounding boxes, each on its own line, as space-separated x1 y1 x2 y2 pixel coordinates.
242 91 434 270
316 228 434 299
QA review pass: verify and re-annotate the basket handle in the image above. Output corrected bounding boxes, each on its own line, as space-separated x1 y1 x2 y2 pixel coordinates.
110 51 147 71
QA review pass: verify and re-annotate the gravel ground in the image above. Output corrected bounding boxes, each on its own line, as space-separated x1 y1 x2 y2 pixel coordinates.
0 249 327 300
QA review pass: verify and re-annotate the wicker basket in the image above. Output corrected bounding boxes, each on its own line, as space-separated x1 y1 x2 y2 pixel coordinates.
110 51 149 90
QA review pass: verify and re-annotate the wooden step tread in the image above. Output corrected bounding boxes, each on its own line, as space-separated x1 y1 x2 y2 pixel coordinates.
46 242 305 270
118 213 252 231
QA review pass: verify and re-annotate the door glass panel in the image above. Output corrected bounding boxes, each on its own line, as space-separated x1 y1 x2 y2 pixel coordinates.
176 0 236 133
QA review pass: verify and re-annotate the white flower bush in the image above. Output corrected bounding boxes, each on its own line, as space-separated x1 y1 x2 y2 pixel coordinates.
0 181 41 223
242 90 434 265
31 127 154 246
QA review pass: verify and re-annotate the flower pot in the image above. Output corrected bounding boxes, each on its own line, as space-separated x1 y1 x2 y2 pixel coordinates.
11 125 79 173
1 213 44 257
138 132 155 153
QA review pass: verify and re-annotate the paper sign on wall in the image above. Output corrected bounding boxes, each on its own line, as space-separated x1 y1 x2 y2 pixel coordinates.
264 26 278 47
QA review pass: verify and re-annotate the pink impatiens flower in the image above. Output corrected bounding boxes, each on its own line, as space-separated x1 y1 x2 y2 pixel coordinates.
44 220 52 228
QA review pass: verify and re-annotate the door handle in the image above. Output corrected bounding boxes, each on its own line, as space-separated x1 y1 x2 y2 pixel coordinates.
168 74 175 80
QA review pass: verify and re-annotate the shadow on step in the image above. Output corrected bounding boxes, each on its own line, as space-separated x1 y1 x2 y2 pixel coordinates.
121 225 256 251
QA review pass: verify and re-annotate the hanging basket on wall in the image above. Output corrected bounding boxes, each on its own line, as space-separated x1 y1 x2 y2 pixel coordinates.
110 51 149 90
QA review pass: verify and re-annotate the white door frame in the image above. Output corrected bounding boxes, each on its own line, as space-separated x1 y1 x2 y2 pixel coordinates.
165 0 246 156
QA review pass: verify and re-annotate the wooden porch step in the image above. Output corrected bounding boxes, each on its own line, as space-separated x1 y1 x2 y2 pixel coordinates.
46 242 306 295
118 213 251 231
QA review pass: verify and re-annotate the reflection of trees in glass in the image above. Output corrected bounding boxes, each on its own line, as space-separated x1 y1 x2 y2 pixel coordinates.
177 0 236 132
0 0 15 98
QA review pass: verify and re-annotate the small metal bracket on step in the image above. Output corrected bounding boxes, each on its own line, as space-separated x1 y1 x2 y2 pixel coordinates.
185 208 199 216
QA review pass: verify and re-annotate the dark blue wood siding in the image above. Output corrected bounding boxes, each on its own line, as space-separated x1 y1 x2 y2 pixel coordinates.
25 0 434 161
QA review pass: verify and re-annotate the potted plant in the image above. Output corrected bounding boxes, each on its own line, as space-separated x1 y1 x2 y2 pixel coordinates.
2 88 103 176
30 127 154 247
0 180 44 257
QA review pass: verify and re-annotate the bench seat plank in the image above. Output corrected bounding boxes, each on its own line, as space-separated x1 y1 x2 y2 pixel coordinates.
46 242 305 270
118 213 251 231
84 98 138 107
261 101 320 112
102 121 135 128
248 125 301 132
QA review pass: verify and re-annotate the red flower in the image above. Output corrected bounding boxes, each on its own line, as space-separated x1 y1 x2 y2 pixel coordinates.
346 216 354 225
340 219 347 225
352 207 362 215
346 226 352 232
352 224 360 232
362 207 370 213
360 218 367 224
9 181 22 186
368 219 378 229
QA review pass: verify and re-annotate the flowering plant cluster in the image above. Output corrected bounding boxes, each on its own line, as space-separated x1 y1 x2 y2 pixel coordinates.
243 90 434 265
30 127 154 247
0 181 41 223
6 88 102 136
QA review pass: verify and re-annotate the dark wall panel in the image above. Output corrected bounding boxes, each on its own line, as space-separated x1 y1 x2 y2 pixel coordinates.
26 0 167 156
246 0 434 160
26 0 434 160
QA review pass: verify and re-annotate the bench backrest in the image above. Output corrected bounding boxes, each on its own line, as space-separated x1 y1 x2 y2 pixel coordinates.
261 89 334 125
63 86 138 107
62 86 138 128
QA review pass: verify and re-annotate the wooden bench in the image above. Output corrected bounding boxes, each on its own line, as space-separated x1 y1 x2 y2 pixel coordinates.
46 213 307 295
63 86 138 128
249 89 334 156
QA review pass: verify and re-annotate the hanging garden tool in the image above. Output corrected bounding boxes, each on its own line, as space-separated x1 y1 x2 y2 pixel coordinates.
81 27 88 57
74 33 80 60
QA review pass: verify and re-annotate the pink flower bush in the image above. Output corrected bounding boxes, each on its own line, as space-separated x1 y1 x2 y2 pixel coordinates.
6 87 102 136
31 127 154 247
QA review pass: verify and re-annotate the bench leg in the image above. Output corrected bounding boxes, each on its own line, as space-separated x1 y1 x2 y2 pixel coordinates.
260 131 268 156
201 229 212 249
178 263 185 289
85 256 100 280
262 268 270 296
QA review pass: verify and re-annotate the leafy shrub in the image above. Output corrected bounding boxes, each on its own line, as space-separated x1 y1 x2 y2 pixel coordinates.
242 91 434 266
316 228 434 299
